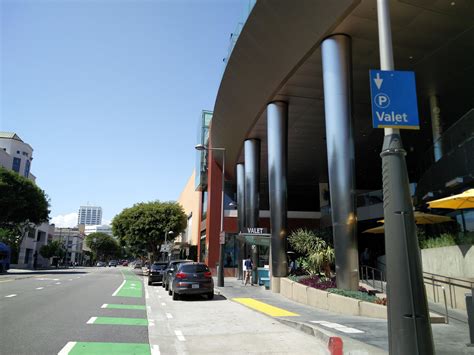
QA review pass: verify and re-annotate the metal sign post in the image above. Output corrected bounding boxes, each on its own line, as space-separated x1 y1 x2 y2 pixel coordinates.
376 0 434 354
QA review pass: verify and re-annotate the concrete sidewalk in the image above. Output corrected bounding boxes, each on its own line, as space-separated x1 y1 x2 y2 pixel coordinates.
216 277 473 355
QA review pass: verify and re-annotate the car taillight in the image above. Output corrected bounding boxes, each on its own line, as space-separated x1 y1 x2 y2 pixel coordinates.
176 272 186 279
204 271 212 278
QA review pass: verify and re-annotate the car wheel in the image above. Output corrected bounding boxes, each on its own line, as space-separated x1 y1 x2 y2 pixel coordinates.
172 290 179 300
207 292 214 300
148 280 152 286
168 288 172 296
162 282 165 288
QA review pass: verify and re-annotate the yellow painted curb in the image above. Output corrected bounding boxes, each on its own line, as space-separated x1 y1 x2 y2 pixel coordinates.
233 298 299 317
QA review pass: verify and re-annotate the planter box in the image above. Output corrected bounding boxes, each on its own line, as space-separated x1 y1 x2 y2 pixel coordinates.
327 292 360 316
280 278 294 299
359 300 387 319
292 282 308 304
307 287 329 310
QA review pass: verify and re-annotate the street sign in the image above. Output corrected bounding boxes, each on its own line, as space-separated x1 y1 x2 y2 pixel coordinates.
369 70 420 129
219 231 225 245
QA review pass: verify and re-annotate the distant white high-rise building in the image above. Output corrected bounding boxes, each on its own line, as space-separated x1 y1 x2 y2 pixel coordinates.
78 206 102 225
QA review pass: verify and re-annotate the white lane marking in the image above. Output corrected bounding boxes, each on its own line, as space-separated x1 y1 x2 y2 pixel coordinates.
55 282 61 285
310 320 364 334
53 278 60 281
58 341 77 355
86 317 97 324
174 330 185 341
149 319 155 327
68 279 73 281
101 304 108 308
145 287 149 299
166 313 173 319
112 280 126 296
150 344 160 355
5 294 17 298
161 302 166 306
147 306 151 311
36 287 44 290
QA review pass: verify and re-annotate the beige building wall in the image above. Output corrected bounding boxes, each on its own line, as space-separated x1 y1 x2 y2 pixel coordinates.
177 170 201 247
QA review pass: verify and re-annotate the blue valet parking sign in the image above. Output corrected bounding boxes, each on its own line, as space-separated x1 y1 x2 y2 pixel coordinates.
369 70 420 129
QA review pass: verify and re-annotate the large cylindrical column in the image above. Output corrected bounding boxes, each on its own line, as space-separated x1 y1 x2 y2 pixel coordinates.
244 139 260 284
236 163 246 280
267 101 288 277
321 34 359 291
429 95 443 162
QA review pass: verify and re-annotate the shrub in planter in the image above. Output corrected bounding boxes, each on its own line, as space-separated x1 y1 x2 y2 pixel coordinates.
326 288 378 303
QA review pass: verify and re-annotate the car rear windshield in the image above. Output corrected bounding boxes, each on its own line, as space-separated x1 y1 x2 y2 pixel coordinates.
179 264 209 273
151 264 167 270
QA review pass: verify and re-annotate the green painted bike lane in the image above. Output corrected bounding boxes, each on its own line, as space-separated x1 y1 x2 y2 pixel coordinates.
59 341 154 355
112 270 143 298
58 269 155 355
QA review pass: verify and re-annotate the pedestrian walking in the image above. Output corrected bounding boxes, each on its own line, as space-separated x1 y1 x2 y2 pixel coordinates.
244 255 253 286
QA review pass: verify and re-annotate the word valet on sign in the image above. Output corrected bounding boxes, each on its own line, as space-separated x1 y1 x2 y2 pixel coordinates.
245 227 268 234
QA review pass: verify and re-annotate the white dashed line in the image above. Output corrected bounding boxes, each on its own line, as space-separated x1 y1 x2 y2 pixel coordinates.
58 341 77 355
86 317 97 324
310 321 364 334
158 295 162 298
174 330 185 341
161 302 166 306
166 313 173 319
55 282 61 285
68 279 73 281
5 294 17 298
36 287 44 290
101 304 108 308
150 344 160 355
149 320 155 327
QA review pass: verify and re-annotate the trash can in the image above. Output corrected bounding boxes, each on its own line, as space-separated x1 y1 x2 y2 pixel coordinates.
467 291 474 346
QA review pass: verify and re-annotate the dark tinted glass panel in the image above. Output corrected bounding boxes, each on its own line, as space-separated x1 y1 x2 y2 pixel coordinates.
180 264 209 273
152 263 166 270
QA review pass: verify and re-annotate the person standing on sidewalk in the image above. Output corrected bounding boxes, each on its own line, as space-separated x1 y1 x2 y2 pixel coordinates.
244 255 253 286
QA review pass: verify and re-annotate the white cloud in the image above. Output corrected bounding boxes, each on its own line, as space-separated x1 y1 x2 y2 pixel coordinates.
51 213 78 228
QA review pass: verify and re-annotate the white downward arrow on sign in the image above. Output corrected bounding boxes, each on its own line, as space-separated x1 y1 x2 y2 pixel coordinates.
374 73 383 89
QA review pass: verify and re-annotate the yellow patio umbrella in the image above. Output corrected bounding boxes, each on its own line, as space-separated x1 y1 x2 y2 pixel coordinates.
377 211 452 225
362 225 385 234
427 189 474 210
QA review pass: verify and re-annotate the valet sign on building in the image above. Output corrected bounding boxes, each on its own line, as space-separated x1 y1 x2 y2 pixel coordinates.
369 70 420 130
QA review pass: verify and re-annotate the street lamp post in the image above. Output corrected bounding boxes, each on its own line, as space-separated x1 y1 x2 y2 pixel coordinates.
195 143 225 287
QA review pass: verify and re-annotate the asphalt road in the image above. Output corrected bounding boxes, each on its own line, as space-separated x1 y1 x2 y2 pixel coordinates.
0 267 149 355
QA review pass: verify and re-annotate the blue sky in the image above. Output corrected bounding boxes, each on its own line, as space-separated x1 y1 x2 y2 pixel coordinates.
1 0 248 225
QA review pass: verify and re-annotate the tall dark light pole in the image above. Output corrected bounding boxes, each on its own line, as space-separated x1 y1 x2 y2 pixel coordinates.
195 143 225 287
377 0 434 353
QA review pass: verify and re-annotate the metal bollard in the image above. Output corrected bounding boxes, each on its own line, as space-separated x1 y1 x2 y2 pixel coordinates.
467 291 474 346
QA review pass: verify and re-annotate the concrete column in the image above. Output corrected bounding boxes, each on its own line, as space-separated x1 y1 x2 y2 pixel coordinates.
267 101 288 278
244 139 260 284
236 163 246 280
321 34 359 291
429 95 443 162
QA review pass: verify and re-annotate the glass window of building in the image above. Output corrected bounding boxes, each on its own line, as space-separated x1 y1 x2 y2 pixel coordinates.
12 157 21 172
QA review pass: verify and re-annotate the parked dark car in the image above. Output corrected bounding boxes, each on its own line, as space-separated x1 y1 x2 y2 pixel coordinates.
168 262 214 300
148 262 168 285
108 260 118 267
162 260 193 291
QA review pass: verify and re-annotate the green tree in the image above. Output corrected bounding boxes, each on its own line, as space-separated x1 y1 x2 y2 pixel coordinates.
288 228 335 277
112 201 187 261
85 232 119 261
39 240 65 259
0 167 50 253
